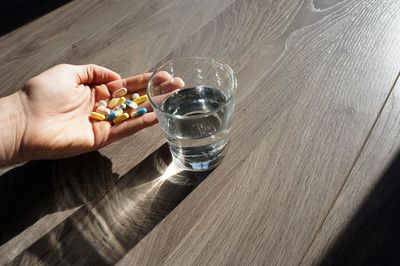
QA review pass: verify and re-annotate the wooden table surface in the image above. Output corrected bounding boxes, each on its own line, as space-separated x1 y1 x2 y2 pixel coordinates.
1 0 400 265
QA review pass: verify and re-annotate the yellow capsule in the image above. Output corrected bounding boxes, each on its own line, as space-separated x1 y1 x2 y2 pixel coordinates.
133 95 148 105
117 96 126 106
112 113 129 124
90 112 105 121
108 97 120 108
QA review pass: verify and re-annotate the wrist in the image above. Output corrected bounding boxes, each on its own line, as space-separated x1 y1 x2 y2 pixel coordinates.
0 91 27 167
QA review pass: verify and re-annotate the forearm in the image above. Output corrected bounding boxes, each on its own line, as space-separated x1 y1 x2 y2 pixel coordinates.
0 91 26 167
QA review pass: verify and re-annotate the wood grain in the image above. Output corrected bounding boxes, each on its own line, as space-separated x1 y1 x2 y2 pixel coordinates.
0 0 235 264
0 0 236 177
117 0 400 265
301 76 400 265
9 144 212 265
0 153 118 265
0 0 236 94
2 0 400 265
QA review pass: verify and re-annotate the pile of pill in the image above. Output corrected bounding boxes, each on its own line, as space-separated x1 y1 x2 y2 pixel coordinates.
89 87 148 124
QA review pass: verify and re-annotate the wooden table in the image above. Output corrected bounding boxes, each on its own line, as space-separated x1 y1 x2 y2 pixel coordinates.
1 0 400 265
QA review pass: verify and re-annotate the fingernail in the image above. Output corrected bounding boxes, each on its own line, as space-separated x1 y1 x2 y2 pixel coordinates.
171 77 185 87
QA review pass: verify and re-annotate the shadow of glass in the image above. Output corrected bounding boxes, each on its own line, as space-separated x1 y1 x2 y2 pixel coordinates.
8 143 212 265
0 0 73 36
319 152 400 265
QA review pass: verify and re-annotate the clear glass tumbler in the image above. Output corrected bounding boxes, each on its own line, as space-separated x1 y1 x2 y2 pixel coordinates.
147 57 237 171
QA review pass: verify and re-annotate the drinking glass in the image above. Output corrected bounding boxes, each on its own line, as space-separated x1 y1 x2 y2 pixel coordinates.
147 57 237 171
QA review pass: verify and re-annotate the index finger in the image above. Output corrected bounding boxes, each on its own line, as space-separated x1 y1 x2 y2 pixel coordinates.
106 71 174 94
106 72 152 94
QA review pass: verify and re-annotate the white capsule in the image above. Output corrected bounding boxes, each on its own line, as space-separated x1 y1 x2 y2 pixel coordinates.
132 93 140 99
97 100 107 108
96 107 111 115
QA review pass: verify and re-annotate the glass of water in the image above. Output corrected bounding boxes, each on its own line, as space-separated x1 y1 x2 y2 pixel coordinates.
147 57 237 171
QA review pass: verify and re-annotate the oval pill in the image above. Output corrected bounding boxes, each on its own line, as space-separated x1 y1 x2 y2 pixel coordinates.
90 112 105 121
113 113 130 124
112 88 128 97
108 97 120 108
133 95 148 105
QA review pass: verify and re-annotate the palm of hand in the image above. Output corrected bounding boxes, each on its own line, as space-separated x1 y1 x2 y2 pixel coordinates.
16 64 181 161
20 66 103 159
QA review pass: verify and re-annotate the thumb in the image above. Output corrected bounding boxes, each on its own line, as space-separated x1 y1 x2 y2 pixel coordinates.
75 64 121 85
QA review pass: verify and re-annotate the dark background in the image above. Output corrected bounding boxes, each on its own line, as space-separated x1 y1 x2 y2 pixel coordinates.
0 0 73 36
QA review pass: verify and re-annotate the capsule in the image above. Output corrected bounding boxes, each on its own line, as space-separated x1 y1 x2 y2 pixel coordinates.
133 95 148 105
97 100 107 108
116 96 126 107
130 108 147 118
120 103 127 110
108 97 120 108
90 112 105 121
132 93 140 99
112 88 128 97
111 106 123 113
125 100 138 109
113 113 130 124
107 108 123 120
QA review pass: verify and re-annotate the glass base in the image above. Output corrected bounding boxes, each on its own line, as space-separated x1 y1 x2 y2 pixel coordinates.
169 142 229 172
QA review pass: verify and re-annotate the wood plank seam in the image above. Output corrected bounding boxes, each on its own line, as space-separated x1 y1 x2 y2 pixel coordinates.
23 1 241 262
299 70 400 265
35 175 122 262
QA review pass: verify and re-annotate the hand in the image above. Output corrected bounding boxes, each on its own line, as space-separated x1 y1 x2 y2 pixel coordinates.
0 64 183 166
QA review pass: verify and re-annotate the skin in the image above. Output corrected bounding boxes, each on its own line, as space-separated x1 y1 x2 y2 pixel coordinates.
0 64 184 167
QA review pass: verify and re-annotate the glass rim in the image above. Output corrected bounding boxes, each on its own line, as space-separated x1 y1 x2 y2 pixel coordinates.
146 56 237 120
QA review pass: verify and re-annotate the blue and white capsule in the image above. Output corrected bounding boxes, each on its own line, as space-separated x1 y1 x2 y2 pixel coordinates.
125 99 138 109
130 108 147 118
107 108 123 120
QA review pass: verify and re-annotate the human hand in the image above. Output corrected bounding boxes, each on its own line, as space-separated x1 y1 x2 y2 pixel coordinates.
0 64 183 166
